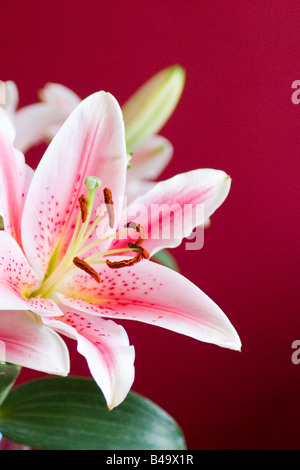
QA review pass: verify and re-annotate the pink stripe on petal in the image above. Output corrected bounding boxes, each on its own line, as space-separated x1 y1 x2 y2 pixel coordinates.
43 312 135 409
0 109 33 246
57 259 241 351
112 168 231 256
0 310 69 375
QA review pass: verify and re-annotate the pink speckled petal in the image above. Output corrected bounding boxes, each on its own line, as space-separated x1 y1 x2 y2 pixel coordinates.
0 230 40 291
21 91 127 278
0 231 62 316
0 282 63 316
0 108 34 246
57 258 241 351
43 311 135 409
0 309 69 375
112 168 231 256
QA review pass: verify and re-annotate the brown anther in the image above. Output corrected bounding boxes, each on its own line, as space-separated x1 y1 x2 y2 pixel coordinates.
139 247 150 259
103 187 115 229
106 254 143 269
136 224 146 240
78 194 88 223
73 256 101 283
128 242 139 249
125 221 146 244
128 243 150 259
125 221 136 229
134 238 143 247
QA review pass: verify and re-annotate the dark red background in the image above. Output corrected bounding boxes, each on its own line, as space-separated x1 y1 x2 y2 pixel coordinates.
1 1 300 450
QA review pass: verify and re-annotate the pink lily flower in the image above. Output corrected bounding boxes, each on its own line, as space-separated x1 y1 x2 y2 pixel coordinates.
0 90 241 409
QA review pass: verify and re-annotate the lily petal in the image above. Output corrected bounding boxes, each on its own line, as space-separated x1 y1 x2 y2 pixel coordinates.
43 311 135 409
14 103 67 153
0 282 63 316
0 109 34 246
39 82 81 113
1 80 19 114
125 134 173 205
124 179 156 207
0 310 69 375
0 231 63 316
127 135 173 183
21 91 127 279
0 230 39 290
113 168 231 256
56 259 241 351
38 82 81 140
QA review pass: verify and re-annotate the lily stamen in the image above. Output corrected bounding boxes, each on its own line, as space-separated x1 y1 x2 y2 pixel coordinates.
76 228 134 258
128 243 150 259
105 222 149 270
73 256 101 283
36 178 150 293
106 254 143 269
103 187 115 229
78 194 88 223
125 221 146 246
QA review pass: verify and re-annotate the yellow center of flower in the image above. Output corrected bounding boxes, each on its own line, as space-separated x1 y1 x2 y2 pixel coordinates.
30 176 149 299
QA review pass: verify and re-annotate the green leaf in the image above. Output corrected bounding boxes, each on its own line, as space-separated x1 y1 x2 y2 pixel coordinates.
152 249 180 272
0 363 21 406
0 377 186 450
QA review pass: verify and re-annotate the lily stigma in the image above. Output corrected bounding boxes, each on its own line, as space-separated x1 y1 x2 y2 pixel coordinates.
0 90 241 410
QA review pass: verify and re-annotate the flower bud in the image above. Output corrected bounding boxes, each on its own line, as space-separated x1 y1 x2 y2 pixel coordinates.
123 65 185 152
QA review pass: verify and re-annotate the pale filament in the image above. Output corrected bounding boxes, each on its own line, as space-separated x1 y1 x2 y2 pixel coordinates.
32 186 138 298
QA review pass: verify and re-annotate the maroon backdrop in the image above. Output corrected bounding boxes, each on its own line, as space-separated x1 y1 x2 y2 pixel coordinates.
1 1 300 450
